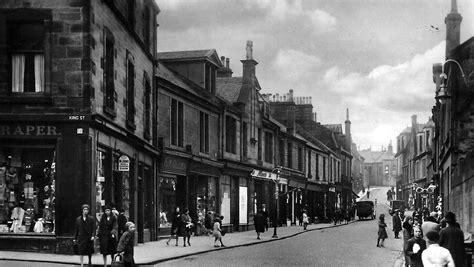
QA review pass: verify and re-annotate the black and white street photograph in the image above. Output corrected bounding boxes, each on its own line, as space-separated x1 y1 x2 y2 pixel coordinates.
0 0 473 266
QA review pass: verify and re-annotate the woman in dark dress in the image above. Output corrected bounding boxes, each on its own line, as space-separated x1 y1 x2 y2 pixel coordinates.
166 206 180 246
97 205 118 267
74 204 95 267
179 208 192 247
254 209 265 240
377 213 388 248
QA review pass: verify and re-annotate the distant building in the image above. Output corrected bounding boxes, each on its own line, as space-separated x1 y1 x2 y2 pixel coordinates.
359 143 396 187
351 143 365 194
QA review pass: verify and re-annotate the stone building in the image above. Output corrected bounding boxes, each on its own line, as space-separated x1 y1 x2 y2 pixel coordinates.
359 143 396 187
0 0 160 252
431 0 473 233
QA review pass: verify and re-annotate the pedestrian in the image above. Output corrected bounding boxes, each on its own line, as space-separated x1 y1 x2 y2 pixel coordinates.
74 204 95 267
376 214 388 248
96 205 118 267
421 211 440 243
117 208 128 239
254 208 265 239
117 221 136 267
392 209 402 239
439 212 465 267
204 211 213 235
387 189 393 202
402 215 414 267
421 230 454 267
166 206 180 246
212 217 225 247
302 210 309 230
178 208 192 247
261 204 269 231
405 226 427 267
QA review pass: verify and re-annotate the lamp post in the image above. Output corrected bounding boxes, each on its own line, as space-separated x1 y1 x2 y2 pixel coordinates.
435 59 472 104
271 167 281 238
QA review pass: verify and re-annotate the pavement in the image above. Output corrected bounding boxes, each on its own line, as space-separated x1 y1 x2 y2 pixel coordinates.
0 220 368 266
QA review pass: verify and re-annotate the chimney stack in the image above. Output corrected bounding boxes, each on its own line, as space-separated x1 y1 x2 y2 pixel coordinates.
226 58 230 68
313 112 317 122
445 0 462 59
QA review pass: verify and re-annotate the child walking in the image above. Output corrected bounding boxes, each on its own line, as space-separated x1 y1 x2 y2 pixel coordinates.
377 214 388 248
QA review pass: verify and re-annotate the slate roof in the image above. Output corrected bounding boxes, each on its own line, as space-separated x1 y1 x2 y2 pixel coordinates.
216 77 243 103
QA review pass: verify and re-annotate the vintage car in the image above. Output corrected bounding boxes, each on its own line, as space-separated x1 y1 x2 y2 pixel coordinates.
355 200 375 220
389 200 408 215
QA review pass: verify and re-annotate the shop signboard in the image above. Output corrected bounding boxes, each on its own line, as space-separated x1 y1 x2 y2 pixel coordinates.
118 155 130 172
250 169 277 181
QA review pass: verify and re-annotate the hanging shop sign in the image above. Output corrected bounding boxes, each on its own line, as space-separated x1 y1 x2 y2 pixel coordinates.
118 155 130 172
251 169 277 181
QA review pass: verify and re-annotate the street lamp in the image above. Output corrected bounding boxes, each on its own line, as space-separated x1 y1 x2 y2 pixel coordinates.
435 59 471 104
271 167 281 238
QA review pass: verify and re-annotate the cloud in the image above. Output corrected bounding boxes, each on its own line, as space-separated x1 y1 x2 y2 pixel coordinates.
246 0 336 34
272 49 321 82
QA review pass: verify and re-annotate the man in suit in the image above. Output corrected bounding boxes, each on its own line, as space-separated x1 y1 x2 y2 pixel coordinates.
392 210 402 239
439 212 465 267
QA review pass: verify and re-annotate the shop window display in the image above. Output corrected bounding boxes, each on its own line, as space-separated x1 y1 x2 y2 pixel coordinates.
0 147 55 234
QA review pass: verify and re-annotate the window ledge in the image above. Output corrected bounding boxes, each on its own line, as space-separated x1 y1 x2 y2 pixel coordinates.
103 105 117 118
0 94 52 104
126 120 136 130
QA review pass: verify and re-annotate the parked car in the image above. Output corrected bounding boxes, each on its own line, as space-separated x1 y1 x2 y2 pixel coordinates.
389 200 407 215
355 201 375 220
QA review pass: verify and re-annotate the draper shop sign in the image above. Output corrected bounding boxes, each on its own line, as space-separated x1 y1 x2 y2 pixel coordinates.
118 155 130 172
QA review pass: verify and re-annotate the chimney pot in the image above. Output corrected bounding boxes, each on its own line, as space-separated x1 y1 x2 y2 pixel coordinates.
221 56 225 65
226 58 229 68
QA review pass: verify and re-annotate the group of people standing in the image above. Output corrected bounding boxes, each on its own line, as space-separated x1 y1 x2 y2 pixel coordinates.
166 206 226 248
378 208 466 267
73 204 135 267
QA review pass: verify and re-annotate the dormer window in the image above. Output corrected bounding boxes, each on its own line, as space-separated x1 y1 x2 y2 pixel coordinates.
204 63 215 93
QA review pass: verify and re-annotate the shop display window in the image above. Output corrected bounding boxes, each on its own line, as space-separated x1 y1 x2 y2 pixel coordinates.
196 176 217 226
0 146 56 235
220 176 231 224
158 176 176 228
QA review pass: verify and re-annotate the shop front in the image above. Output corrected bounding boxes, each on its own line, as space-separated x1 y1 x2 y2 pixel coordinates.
157 153 188 237
221 162 252 232
305 182 323 223
287 179 306 225
250 169 278 228
187 160 223 235
0 119 90 253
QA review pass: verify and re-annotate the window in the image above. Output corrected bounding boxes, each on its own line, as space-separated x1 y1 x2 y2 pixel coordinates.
103 28 115 113
9 22 45 93
418 135 423 153
225 115 236 153
315 154 319 180
143 73 151 140
279 138 285 166
242 123 248 157
171 99 184 147
204 63 215 93
287 142 292 168
199 111 209 154
297 146 303 171
264 131 273 163
307 150 311 177
143 6 150 49
126 53 135 128
323 157 326 180
0 146 56 235
127 0 135 28
257 128 262 161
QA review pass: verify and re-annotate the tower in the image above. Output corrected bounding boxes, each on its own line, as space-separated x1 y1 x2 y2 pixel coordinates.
445 0 462 59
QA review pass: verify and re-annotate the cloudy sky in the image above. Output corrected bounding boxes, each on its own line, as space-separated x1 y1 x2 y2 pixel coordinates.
155 0 474 151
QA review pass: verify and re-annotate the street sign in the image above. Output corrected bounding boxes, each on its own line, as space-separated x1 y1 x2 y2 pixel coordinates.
118 155 130 172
